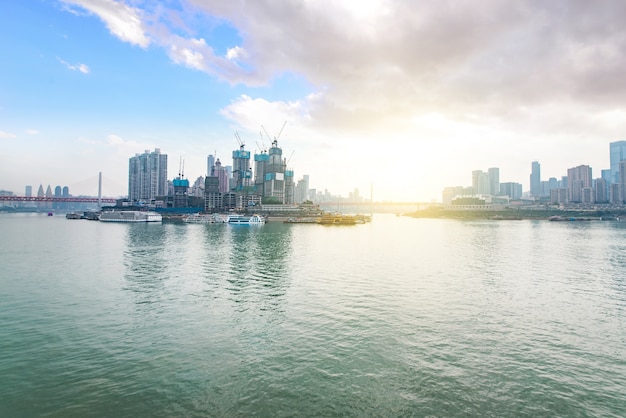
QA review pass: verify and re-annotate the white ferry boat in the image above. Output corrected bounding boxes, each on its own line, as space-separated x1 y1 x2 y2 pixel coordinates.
99 210 162 223
226 214 265 225
182 213 225 224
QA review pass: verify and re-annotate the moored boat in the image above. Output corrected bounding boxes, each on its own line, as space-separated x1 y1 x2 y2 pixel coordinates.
183 213 225 224
99 210 162 223
226 214 265 225
318 214 357 225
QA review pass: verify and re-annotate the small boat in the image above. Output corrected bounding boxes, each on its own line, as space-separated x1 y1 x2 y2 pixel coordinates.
47 212 54 216
226 214 265 225
99 210 162 223
182 213 225 224
65 213 82 220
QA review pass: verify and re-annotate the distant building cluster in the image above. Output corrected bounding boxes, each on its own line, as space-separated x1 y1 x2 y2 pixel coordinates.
443 140 626 208
125 139 317 212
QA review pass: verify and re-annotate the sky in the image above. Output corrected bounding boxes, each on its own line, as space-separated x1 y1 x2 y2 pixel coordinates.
1 0 626 201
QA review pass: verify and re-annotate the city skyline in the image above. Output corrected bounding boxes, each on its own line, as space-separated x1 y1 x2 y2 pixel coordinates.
2 1 626 201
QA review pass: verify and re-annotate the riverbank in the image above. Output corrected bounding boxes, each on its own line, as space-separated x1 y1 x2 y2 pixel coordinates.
403 207 626 221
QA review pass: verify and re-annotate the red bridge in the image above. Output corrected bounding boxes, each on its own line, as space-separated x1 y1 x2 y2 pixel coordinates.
0 196 118 203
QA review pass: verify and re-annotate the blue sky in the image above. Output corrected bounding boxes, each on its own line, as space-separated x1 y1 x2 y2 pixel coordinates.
1 0 626 201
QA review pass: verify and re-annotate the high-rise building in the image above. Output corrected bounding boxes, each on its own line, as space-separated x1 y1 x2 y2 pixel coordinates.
25 185 32 197
530 161 541 196
128 148 168 203
567 165 592 203
472 170 490 195
609 140 626 183
610 182 622 204
214 158 229 193
488 167 499 196
232 145 252 191
204 176 222 212
207 154 215 177
172 176 189 208
620 160 626 204
595 178 608 203
263 140 287 203
284 169 295 204
500 182 522 200
254 151 269 196
295 175 310 203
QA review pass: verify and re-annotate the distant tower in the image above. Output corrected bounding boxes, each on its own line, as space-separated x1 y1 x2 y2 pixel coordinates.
128 148 168 203
25 185 32 197
530 161 541 196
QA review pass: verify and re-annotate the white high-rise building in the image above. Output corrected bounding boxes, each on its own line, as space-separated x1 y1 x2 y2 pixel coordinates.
128 148 168 203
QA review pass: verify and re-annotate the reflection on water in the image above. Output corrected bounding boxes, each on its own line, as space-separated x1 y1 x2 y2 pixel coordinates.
121 222 294 314
123 223 170 304
223 223 293 312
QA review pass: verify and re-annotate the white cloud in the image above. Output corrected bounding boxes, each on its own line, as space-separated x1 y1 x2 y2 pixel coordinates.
60 0 150 48
57 57 90 74
0 130 17 139
226 46 246 60
25 129 40 135
105 134 155 157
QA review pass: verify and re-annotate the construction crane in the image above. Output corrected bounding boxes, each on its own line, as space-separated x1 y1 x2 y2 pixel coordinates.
178 156 185 179
261 125 272 143
262 121 288 144
276 121 287 141
234 132 244 149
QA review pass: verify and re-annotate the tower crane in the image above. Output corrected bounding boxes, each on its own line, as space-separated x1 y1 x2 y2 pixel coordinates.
276 121 287 141
234 132 244 149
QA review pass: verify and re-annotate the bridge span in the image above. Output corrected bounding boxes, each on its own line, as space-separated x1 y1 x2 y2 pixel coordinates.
0 196 118 204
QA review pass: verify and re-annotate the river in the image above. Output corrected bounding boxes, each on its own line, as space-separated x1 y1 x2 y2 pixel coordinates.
0 213 624 417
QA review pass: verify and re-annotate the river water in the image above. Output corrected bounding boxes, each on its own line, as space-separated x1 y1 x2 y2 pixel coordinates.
0 213 625 417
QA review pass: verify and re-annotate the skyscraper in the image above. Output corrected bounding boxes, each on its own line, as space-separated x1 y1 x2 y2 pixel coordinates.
530 161 541 196
609 140 626 183
128 148 168 203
